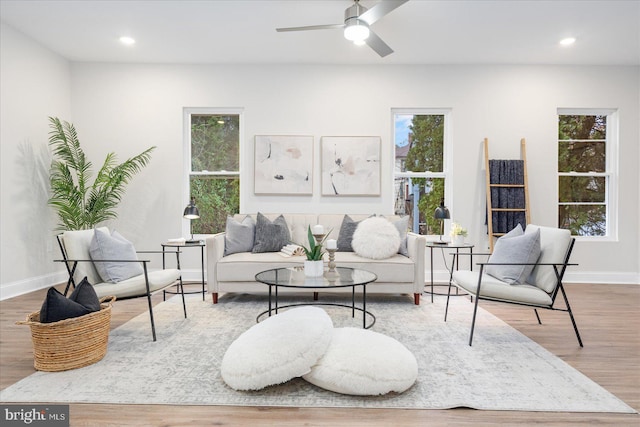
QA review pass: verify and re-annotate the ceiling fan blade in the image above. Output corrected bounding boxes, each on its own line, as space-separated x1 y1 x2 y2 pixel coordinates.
366 30 394 57
359 0 409 25
276 24 344 32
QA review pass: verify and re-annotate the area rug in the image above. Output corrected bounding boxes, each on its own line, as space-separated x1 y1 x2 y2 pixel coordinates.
0 293 635 413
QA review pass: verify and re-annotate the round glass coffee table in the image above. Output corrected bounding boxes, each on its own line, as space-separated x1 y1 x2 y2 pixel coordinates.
255 267 377 329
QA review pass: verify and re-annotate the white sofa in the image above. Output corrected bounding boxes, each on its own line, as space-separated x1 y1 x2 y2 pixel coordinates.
206 214 426 305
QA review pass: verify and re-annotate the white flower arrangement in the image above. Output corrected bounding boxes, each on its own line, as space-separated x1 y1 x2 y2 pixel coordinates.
450 222 468 238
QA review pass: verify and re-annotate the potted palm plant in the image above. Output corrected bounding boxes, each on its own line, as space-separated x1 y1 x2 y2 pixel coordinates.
48 117 156 231
301 226 328 277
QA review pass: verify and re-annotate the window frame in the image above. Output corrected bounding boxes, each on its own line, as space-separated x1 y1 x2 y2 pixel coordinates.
391 108 453 237
557 108 618 241
182 107 244 239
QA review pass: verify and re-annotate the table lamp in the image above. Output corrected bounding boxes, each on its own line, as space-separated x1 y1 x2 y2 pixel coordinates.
433 198 450 244
183 198 200 243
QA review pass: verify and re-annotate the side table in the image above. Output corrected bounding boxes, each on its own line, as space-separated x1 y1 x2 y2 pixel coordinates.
162 241 206 301
426 242 474 303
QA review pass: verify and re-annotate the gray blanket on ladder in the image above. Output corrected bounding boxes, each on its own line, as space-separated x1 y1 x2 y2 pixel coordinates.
489 159 526 233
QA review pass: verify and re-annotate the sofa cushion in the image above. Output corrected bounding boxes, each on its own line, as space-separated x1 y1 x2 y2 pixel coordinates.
452 270 553 306
486 225 541 285
61 227 110 286
224 215 255 256
525 225 572 293
217 252 305 282
89 229 144 283
217 251 413 284
352 217 401 260
303 327 418 395
221 306 333 391
252 213 291 253
92 268 180 299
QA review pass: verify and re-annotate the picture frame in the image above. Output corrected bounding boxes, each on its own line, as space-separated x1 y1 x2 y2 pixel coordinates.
254 135 313 195
321 136 381 196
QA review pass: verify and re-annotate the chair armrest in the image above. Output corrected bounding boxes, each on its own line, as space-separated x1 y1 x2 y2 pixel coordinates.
407 232 426 293
205 232 226 293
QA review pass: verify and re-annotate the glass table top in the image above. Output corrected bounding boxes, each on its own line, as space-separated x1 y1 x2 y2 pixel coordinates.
255 267 377 289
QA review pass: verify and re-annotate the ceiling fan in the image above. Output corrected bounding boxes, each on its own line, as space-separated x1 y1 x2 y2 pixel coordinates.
276 0 409 58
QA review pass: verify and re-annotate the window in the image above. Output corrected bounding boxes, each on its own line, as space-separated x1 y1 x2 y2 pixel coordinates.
393 109 451 234
184 108 243 236
558 109 617 238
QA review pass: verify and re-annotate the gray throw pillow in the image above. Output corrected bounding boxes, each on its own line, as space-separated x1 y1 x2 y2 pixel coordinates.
89 229 143 283
486 226 541 285
224 215 256 256
384 215 410 257
337 215 361 252
252 213 291 253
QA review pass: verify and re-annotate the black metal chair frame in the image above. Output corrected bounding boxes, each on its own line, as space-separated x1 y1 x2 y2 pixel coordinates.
444 238 583 347
56 234 187 342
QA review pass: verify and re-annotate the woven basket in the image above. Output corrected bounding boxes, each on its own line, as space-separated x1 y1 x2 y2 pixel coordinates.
17 295 116 372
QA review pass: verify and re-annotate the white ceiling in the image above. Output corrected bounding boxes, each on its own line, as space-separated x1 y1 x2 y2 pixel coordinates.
1 0 638 65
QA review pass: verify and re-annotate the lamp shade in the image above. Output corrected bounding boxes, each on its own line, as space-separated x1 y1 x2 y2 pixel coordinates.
183 198 200 219
434 198 450 220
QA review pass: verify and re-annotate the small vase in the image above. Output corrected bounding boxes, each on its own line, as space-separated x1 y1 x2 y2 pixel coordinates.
453 235 465 245
304 260 324 277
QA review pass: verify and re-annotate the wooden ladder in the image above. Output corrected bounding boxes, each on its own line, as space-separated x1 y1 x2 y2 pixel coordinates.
484 138 531 252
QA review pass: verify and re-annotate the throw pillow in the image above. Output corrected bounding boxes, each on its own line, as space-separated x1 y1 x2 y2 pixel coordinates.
336 215 361 252
252 213 291 253
39 287 92 323
303 327 418 396
221 306 333 391
383 215 410 257
351 217 401 260
486 225 541 285
89 229 143 283
68 277 101 312
224 215 256 256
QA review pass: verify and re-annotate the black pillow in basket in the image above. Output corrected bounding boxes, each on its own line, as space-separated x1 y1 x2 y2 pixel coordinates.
39 278 101 323
69 277 101 311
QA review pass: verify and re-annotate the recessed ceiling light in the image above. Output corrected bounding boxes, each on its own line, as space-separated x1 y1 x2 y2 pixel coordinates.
119 36 136 46
559 37 576 46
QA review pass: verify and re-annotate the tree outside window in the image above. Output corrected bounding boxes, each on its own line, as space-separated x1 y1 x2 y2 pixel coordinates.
186 111 241 235
558 112 615 237
393 111 448 234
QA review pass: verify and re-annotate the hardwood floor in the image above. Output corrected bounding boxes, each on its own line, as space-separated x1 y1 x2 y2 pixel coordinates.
1 283 638 426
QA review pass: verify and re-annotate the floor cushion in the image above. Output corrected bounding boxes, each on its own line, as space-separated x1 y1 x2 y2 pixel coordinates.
220 306 333 391
303 327 418 395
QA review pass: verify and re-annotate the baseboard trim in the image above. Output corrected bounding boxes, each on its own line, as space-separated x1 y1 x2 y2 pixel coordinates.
0 271 67 301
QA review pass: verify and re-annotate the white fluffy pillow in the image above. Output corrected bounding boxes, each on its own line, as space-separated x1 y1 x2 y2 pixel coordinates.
351 217 401 259
303 327 418 395
220 307 333 391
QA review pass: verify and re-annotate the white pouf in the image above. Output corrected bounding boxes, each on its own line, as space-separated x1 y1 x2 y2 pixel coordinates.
303 327 418 395
221 306 333 391
351 217 401 260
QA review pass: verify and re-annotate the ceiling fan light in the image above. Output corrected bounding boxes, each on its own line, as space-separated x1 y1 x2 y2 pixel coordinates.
353 39 367 46
344 21 370 42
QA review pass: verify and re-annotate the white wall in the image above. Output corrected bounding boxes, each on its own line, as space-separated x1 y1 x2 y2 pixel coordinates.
0 23 71 299
68 63 639 284
1 25 638 299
